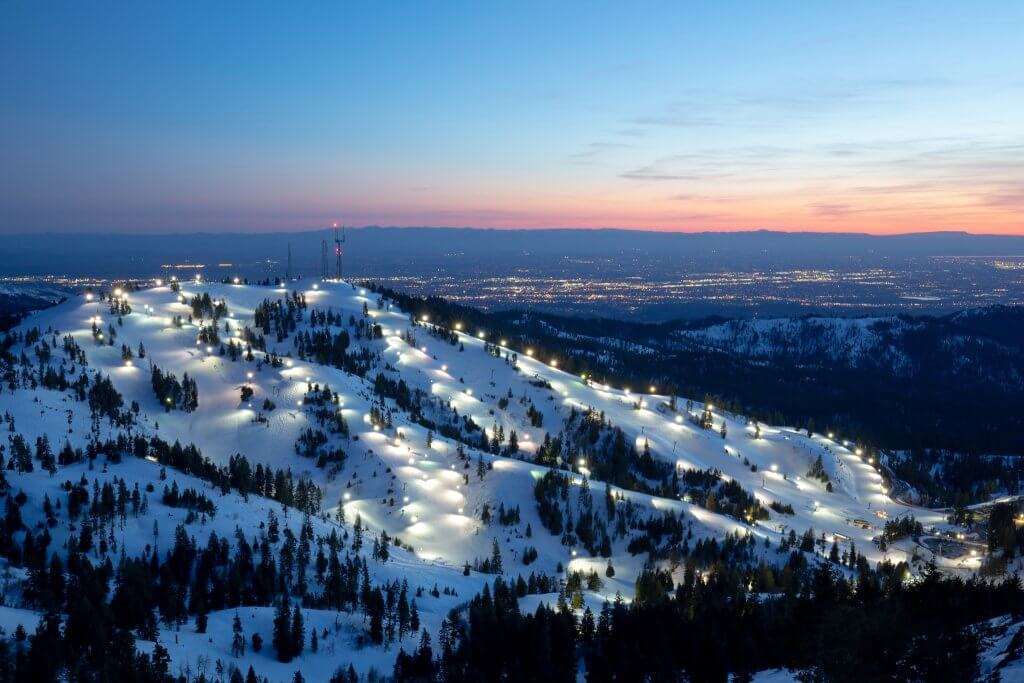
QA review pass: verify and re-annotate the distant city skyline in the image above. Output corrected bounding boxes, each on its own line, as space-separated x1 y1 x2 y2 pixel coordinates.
2 2 1023 235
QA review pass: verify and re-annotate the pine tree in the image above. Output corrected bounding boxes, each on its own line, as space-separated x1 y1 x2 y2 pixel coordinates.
291 605 305 657
231 613 245 657
273 596 293 662
353 514 363 552
398 584 410 639
490 539 503 574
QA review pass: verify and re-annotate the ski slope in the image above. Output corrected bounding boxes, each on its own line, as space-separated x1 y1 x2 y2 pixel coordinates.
0 278 980 679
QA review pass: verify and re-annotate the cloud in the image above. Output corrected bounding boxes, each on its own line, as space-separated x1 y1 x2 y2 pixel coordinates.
810 202 871 219
566 141 633 165
851 181 945 195
619 169 699 181
618 160 731 181
982 185 1024 209
624 78 965 132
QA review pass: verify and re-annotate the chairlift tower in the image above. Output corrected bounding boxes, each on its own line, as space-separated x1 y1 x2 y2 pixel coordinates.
333 222 346 280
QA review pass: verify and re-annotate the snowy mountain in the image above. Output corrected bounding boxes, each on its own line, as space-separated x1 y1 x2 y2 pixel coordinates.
0 282 69 331
674 316 914 371
481 304 1024 455
673 311 1024 388
0 279 1005 681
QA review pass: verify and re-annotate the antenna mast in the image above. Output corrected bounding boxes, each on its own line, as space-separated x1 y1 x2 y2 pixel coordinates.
333 222 346 280
320 240 328 279
286 243 292 280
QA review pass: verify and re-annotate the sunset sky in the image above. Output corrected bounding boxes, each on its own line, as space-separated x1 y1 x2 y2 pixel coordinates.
2 2 1022 234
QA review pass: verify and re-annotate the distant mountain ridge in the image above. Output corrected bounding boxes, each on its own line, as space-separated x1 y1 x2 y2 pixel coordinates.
0 282 68 329
1 228 1023 277
671 307 1024 390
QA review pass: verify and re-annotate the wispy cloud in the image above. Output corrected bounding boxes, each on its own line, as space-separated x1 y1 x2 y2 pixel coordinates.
982 185 1024 209
566 141 633 165
619 158 732 181
624 78 964 132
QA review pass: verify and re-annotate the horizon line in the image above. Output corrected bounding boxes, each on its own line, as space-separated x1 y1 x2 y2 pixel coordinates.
3 227 1024 239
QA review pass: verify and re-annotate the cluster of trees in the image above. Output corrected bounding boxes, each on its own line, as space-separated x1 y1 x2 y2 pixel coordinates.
679 467 770 524
372 372 422 416
806 453 833 490
161 481 216 516
892 449 1024 509
534 467 687 561
390 558 1024 683
471 540 504 574
0 499 415 682
307 306 347 327
271 597 306 662
189 292 228 320
295 326 379 376
253 294 305 342
294 427 345 469
60 431 325 517
987 502 1024 557
150 365 198 412
625 510 686 558
300 386 351 438
563 409 673 495
882 515 923 543
534 469 570 536
88 373 124 420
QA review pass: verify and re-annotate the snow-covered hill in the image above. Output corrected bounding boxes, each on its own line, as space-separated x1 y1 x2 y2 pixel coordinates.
674 316 914 371
0 279 984 681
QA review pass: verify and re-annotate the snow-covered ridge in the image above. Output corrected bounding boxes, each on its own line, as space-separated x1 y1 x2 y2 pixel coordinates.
674 316 914 370
0 280 978 680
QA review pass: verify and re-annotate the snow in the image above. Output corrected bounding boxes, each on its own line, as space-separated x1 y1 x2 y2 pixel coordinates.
675 315 913 371
139 606 423 681
0 279 986 679
0 606 42 637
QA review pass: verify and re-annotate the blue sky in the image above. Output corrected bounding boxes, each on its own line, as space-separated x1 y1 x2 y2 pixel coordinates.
2 2 1022 233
